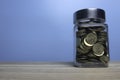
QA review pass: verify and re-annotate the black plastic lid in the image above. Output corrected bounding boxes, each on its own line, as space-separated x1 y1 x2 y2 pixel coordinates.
74 8 105 23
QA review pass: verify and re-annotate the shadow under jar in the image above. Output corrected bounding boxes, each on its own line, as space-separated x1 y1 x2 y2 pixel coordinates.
73 8 110 67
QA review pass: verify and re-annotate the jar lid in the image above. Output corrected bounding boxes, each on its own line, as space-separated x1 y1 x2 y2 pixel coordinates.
74 8 105 23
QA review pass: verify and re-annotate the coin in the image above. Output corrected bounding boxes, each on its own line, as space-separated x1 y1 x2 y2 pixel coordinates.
76 38 81 47
89 26 105 32
84 32 97 46
77 47 89 54
76 29 86 37
98 37 107 43
78 39 92 54
81 40 92 50
98 31 107 41
99 32 107 36
78 55 88 59
76 58 88 63
87 51 96 58
93 43 105 56
99 55 109 63
88 58 99 62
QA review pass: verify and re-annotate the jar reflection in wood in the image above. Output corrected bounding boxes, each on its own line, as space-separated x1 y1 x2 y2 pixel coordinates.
73 8 110 67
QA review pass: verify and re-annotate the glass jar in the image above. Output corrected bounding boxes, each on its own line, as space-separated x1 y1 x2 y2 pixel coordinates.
73 8 110 67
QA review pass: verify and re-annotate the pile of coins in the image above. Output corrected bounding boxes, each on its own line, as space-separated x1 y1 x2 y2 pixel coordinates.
76 26 109 64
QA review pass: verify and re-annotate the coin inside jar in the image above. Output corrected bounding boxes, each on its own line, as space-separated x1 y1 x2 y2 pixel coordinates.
81 40 91 50
84 32 97 46
98 32 107 42
93 43 105 56
78 38 92 54
99 55 109 63
77 47 89 54
76 29 86 37
76 38 81 47
99 32 107 36
89 26 105 32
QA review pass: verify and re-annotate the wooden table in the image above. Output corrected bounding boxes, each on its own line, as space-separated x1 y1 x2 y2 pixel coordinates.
0 62 120 80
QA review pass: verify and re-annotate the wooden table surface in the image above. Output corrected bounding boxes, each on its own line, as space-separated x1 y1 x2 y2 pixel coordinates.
0 62 120 80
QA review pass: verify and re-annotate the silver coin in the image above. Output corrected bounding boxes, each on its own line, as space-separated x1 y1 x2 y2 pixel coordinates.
81 40 92 50
88 58 99 62
99 55 109 63
89 26 105 32
84 32 97 46
78 40 92 54
76 38 81 47
77 47 89 54
99 32 107 36
76 59 88 63
76 29 86 37
98 32 107 43
98 37 107 42
87 52 96 58
76 56 88 63
93 43 104 56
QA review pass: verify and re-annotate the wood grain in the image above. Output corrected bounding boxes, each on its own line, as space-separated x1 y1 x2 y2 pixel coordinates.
0 62 120 80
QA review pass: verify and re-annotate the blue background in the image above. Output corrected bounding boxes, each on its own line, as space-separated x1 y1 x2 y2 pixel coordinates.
0 0 119 62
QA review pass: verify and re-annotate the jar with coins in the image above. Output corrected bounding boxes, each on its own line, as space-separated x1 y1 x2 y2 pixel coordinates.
73 8 109 67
